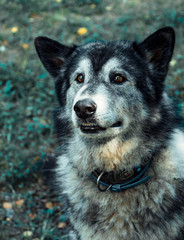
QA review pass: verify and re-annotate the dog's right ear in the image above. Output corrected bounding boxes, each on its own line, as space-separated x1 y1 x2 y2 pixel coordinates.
137 27 175 79
34 37 76 78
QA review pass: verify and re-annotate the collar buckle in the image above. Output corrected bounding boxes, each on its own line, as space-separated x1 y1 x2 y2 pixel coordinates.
97 172 112 192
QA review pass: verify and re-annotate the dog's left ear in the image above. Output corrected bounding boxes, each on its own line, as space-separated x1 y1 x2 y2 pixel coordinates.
34 36 76 78
137 27 175 77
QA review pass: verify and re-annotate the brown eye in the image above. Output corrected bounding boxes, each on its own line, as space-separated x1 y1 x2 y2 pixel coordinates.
114 75 126 84
76 74 84 83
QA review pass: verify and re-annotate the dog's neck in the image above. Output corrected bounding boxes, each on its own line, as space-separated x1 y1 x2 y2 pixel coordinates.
70 134 157 175
90 153 154 192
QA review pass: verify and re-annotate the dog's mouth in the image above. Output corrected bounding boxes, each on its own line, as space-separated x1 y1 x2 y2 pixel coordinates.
80 121 122 134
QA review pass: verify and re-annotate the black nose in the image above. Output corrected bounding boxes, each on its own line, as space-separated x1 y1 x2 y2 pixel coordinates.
74 99 97 119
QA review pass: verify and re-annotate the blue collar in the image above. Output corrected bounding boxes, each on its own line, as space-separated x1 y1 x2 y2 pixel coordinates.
90 156 154 192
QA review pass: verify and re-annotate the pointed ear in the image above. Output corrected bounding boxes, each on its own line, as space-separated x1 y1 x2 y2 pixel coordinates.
138 27 175 75
34 36 76 78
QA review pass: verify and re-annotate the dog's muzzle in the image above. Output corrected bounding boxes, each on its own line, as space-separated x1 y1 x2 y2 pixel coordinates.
74 99 105 133
74 98 122 134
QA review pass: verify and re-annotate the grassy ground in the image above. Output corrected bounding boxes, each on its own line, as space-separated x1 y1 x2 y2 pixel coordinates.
0 0 184 239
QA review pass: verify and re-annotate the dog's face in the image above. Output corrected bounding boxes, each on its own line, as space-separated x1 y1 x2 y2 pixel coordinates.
35 27 175 140
65 43 149 139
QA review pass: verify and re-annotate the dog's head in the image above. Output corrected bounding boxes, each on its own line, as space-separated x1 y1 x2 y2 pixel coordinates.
35 27 175 141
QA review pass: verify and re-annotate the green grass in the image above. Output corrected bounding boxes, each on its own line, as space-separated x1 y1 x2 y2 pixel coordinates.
0 0 184 239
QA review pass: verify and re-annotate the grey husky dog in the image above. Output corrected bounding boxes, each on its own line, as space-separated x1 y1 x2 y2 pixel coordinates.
35 27 184 240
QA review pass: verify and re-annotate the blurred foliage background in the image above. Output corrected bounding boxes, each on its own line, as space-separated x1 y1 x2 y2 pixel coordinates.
0 0 184 239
